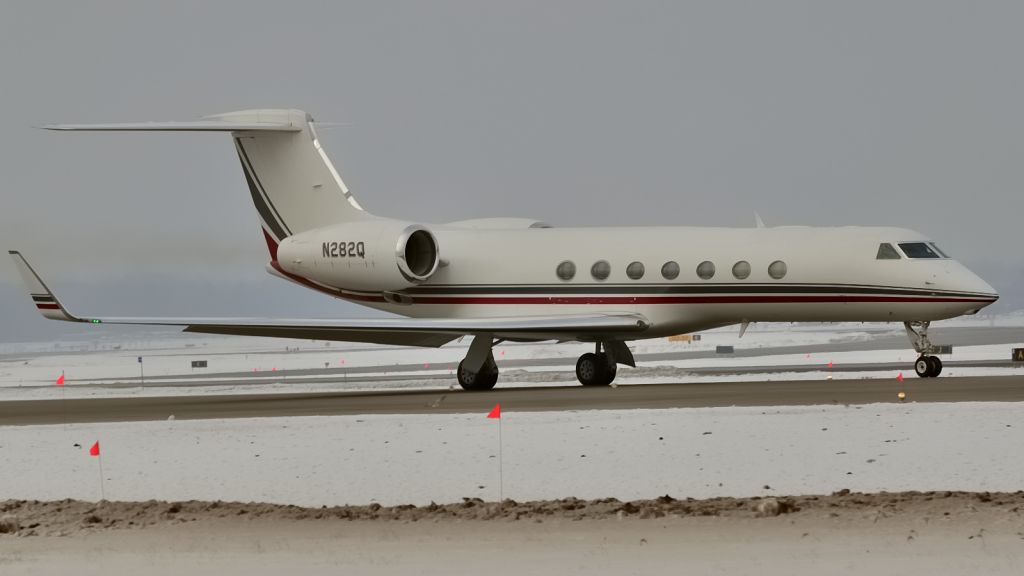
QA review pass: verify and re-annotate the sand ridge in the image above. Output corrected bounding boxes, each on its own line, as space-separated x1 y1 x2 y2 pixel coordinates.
2 490 1022 537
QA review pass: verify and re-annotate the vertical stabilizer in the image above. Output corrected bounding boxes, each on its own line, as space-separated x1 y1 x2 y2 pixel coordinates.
45 108 376 260
215 109 374 253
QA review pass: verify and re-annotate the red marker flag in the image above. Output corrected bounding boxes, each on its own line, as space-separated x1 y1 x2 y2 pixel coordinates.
487 403 501 419
89 441 100 457
56 373 65 386
827 361 833 369
897 372 904 382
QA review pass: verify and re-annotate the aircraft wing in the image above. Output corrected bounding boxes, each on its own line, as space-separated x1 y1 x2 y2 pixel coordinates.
8 251 650 347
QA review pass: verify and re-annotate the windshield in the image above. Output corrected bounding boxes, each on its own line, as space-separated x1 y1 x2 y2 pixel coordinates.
898 242 941 259
929 242 950 258
876 243 901 260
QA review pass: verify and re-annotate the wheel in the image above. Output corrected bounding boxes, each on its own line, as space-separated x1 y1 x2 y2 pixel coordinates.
457 354 498 391
576 353 603 386
914 356 930 378
597 352 617 386
576 353 616 386
928 355 943 377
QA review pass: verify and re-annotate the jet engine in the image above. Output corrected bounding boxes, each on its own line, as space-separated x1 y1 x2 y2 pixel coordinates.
276 219 440 292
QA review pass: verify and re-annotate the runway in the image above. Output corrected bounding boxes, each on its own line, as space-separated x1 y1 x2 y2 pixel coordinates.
2 375 1023 426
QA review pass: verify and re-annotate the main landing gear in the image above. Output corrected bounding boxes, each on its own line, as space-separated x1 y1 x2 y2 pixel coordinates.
576 350 617 387
457 352 498 391
455 337 635 391
457 335 500 391
574 341 634 387
905 321 943 378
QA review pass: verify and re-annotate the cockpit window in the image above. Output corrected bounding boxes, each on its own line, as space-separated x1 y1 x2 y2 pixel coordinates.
876 243 901 260
929 242 950 258
898 242 941 259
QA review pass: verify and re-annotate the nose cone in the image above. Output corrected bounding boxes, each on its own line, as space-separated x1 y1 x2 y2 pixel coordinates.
955 264 999 312
964 269 998 298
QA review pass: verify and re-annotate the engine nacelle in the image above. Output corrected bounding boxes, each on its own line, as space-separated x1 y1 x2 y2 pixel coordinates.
276 219 440 292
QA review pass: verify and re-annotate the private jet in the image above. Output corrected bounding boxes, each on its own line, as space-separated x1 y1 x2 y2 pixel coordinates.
10 109 999 389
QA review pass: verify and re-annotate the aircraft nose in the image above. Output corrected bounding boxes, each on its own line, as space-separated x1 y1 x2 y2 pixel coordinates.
958 266 999 305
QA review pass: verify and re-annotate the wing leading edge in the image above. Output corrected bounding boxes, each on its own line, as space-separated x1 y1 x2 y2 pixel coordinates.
8 252 650 347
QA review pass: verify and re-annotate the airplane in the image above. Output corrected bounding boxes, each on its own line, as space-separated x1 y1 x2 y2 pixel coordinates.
10 109 999 390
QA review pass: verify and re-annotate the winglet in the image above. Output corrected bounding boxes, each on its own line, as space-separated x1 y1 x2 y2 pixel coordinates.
7 251 85 322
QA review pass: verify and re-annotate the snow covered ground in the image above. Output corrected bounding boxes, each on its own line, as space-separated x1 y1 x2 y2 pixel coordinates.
2 402 1023 507
1 316 1022 508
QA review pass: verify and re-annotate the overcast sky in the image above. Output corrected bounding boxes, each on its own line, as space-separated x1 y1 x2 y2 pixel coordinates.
1 1 1021 342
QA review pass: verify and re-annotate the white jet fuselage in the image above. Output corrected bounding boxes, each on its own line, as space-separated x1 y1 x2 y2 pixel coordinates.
275 223 997 338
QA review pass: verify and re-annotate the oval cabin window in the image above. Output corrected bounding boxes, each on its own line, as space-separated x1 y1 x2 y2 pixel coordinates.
768 260 787 279
591 260 611 281
696 261 716 280
732 261 751 280
661 261 680 280
556 260 576 281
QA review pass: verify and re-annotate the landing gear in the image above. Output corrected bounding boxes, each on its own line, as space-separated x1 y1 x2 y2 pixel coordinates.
454 338 632 390
905 321 942 378
576 344 618 387
914 355 943 378
457 352 499 391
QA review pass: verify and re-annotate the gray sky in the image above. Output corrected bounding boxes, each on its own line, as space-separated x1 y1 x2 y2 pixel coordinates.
1 1 1021 341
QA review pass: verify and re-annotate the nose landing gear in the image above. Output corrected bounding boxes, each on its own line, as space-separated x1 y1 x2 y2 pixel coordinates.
914 354 943 378
905 321 943 378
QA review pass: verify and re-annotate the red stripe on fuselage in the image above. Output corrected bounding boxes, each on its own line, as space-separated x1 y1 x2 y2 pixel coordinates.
269 261 386 303
36 303 60 310
406 295 995 305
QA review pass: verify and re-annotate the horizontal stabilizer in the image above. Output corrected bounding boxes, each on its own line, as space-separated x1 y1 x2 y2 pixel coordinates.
44 121 301 132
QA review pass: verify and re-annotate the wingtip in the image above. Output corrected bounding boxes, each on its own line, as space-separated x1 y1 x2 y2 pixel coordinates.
8 253 83 323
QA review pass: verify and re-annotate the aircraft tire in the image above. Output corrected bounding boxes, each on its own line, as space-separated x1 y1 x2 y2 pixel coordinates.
928 355 943 377
597 352 617 385
577 353 614 387
914 356 931 378
457 354 498 391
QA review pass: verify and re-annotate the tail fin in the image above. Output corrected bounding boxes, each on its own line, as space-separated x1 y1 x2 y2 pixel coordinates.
46 109 374 260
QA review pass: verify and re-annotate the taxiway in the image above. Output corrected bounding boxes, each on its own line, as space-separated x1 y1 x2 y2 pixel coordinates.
2 374 1022 425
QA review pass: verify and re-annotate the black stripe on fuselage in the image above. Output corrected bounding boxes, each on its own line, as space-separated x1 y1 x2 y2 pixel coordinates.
403 283 992 298
31 295 56 303
234 138 291 240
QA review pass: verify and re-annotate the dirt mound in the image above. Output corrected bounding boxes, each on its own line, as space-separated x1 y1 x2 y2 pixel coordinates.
2 490 1022 537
